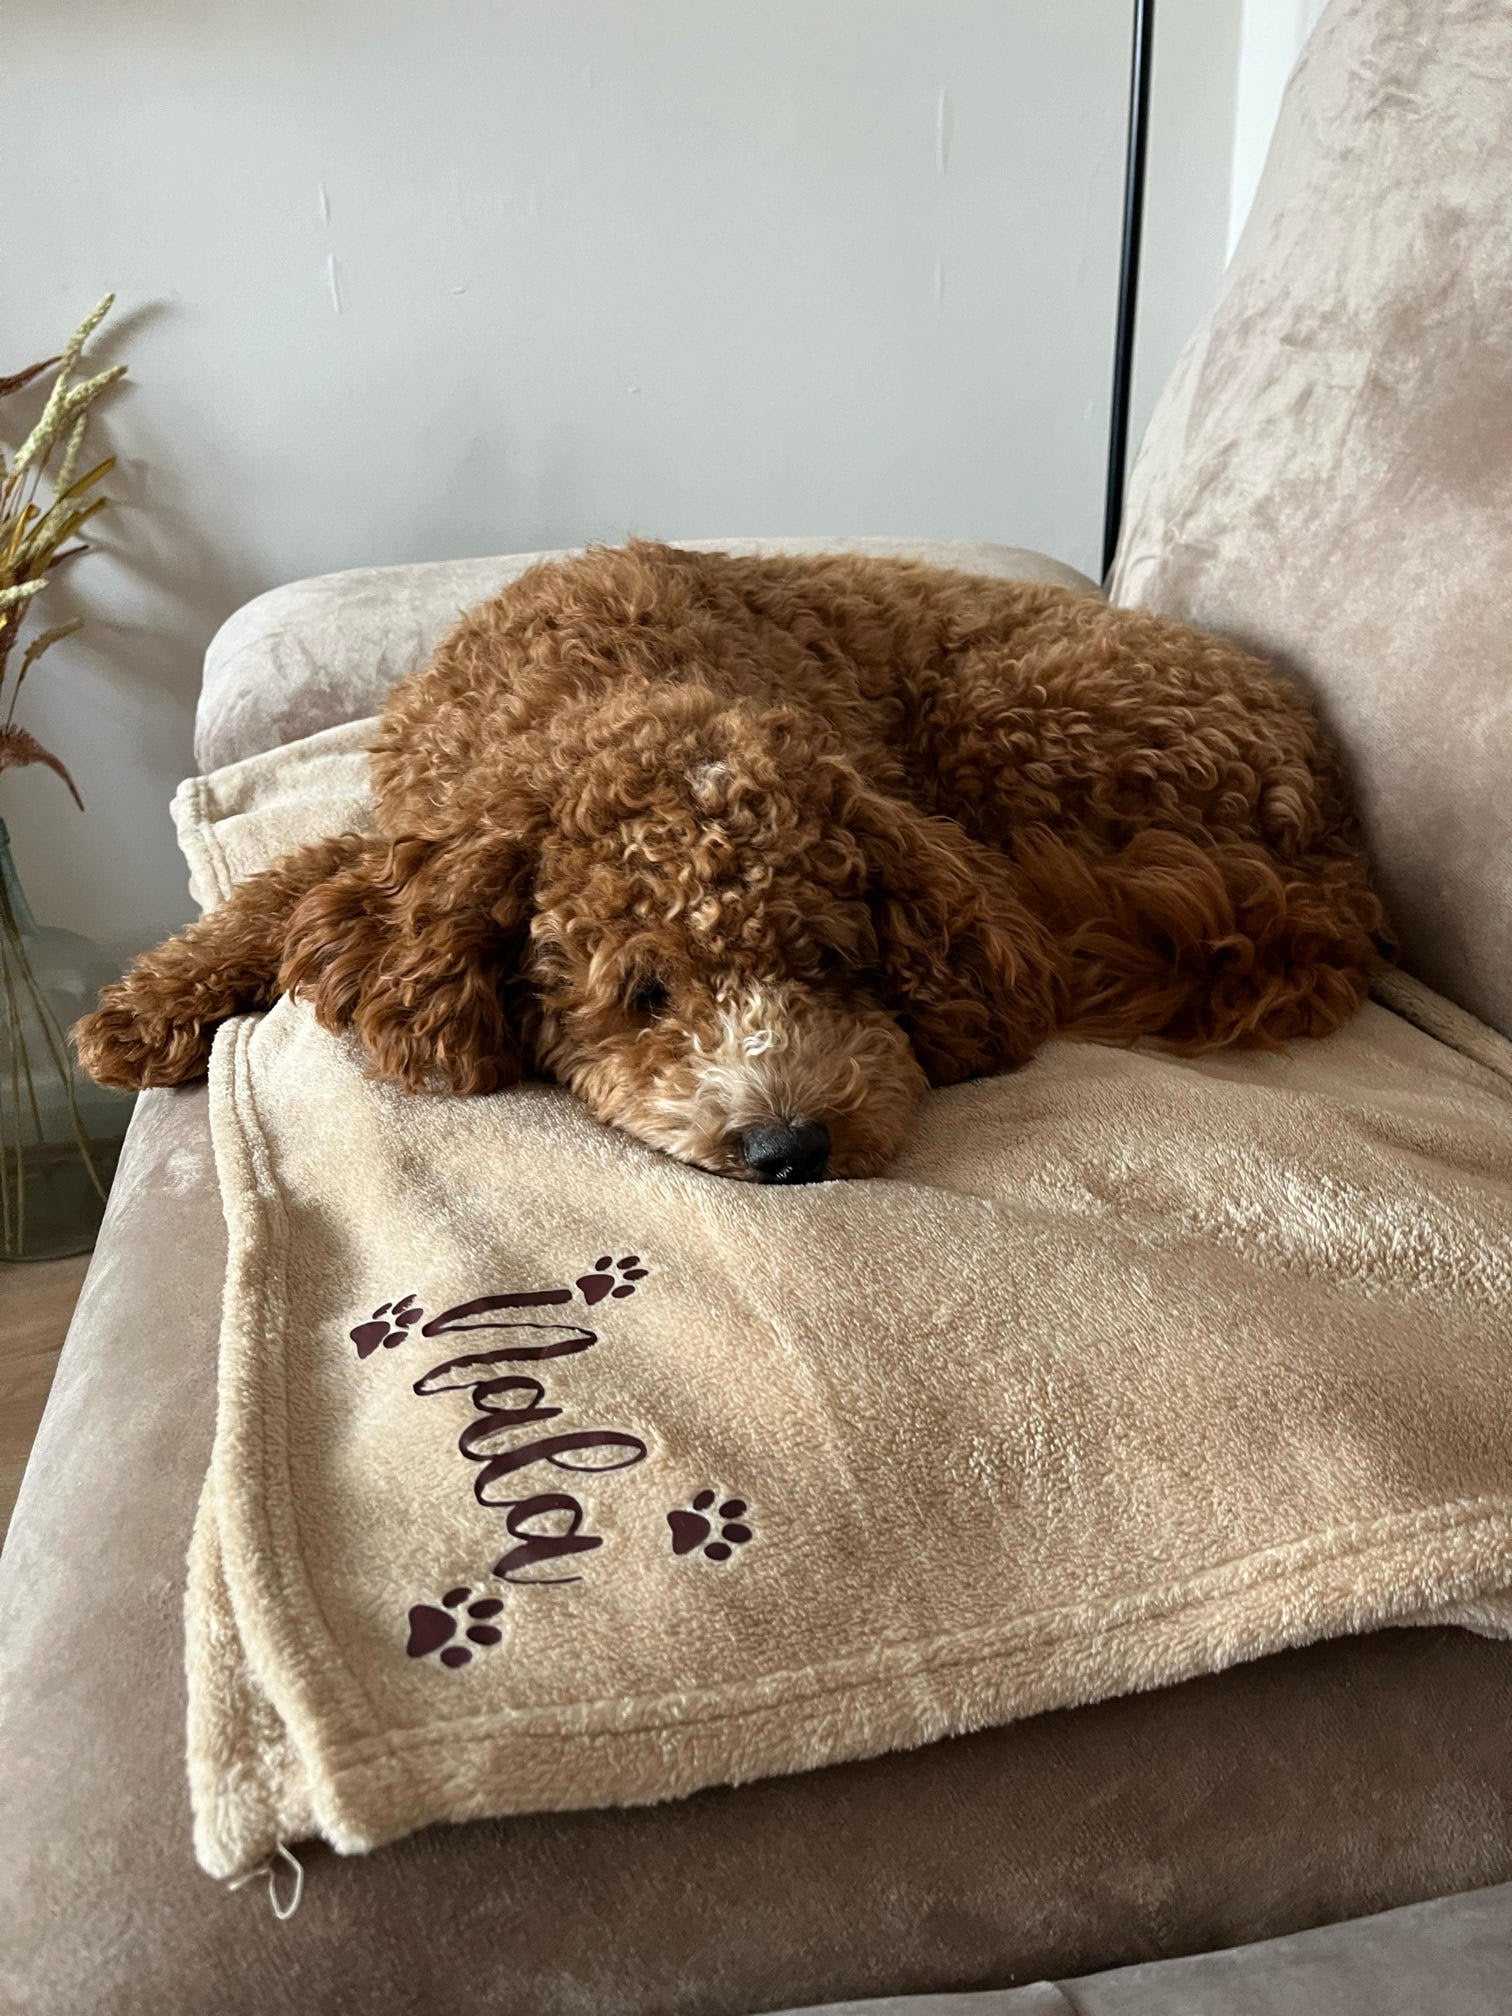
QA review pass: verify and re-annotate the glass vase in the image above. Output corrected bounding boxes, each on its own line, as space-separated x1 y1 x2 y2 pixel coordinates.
0 818 134 1261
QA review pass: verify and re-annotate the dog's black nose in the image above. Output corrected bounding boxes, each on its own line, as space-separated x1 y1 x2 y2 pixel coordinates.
742 1119 831 1185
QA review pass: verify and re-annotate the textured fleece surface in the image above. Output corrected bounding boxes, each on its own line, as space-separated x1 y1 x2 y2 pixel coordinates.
1110 0 1512 1039
180 725 1512 1881
7 1080 1512 2016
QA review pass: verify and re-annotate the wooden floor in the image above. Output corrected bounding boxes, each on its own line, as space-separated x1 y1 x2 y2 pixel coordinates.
0 1253 89 1547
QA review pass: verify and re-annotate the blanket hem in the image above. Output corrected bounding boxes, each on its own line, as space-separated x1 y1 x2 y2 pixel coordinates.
220 1497 1512 1870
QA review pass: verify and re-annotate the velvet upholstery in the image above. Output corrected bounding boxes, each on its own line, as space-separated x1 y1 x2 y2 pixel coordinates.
772 1884 1512 2014
1111 0 1512 1038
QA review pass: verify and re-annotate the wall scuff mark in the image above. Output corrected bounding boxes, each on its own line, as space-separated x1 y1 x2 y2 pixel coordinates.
935 86 952 176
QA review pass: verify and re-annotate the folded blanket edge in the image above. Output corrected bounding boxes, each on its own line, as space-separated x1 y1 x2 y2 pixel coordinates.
193 1486 1512 1878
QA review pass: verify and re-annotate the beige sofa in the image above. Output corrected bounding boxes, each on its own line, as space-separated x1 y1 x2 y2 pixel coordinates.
4 0 1511 2009
3 541 1510 2016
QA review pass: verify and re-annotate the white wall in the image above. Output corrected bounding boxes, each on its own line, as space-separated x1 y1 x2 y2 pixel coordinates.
6 0 1245 960
1129 0 1245 460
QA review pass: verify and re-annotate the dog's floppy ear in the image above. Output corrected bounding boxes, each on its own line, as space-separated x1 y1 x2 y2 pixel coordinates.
843 780 1066 1083
278 827 535 1093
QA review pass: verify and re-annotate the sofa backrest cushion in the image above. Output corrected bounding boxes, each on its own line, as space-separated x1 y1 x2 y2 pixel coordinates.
196 540 1095 773
1111 0 1512 1036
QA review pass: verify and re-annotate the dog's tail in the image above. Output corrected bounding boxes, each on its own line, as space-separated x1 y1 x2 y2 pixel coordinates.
1013 827 1388 1054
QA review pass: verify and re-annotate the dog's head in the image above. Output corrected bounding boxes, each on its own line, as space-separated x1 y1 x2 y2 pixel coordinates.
284 689 1062 1181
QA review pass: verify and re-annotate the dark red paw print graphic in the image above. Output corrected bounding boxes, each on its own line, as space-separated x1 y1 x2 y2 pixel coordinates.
575 1255 649 1306
405 1585 506 1668
668 1492 753 1563
351 1294 423 1358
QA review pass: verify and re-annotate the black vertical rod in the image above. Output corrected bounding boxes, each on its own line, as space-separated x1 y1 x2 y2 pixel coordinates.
1102 0 1155 581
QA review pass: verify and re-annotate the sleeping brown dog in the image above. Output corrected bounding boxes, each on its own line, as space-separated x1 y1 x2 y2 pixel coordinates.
76 542 1386 1183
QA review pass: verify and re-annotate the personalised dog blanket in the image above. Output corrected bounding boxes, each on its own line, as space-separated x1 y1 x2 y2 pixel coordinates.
181 722 1512 1880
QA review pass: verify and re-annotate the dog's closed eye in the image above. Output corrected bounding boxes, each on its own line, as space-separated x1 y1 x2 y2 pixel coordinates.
626 975 670 1018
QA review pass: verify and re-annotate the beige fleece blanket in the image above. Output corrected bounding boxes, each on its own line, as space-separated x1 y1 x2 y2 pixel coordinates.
180 720 1512 1882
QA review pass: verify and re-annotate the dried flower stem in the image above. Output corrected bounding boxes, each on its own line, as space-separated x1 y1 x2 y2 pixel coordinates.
0 299 124 1254
0 295 123 776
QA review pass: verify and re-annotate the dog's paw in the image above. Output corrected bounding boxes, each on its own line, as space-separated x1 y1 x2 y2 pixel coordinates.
73 989 214 1089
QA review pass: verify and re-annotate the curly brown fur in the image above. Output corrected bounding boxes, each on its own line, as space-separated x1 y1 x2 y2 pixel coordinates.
77 542 1387 1180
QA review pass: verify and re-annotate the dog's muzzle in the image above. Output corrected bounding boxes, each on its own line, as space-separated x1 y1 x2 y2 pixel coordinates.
741 1119 831 1184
